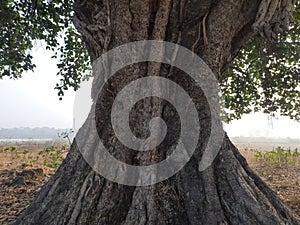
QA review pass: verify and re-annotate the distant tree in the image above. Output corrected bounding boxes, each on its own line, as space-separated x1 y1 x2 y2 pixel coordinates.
0 0 299 224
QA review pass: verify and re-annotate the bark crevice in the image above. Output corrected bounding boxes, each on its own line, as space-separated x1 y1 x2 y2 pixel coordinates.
13 1 299 225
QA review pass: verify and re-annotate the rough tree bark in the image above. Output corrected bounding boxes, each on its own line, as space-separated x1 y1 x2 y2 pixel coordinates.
14 0 299 225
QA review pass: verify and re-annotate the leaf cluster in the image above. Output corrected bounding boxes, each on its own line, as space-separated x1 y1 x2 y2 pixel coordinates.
0 0 90 99
221 2 300 121
0 0 299 120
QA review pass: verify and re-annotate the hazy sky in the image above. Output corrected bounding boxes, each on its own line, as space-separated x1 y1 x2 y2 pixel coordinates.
0 45 299 138
0 46 75 128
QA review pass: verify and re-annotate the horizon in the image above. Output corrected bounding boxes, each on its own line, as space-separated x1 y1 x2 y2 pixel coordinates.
0 126 300 140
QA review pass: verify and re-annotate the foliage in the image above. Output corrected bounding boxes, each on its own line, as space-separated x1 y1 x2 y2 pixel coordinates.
38 146 65 169
0 0 299 119
0 145 66 169
221 2 300 122
3 146 20 158
255 146 300 168
0 0 90 100
4 146 17 153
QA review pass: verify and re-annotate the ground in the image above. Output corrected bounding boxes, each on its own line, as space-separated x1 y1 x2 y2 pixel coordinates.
0 142 299 224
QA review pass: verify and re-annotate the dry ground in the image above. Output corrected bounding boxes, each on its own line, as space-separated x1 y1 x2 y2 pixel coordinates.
0 143 299 224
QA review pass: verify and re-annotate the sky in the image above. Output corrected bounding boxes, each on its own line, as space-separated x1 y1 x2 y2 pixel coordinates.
0 45 299 138
0 46 75 129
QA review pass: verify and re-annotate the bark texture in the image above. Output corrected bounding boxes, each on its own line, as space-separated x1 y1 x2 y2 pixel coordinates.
14 0 299 225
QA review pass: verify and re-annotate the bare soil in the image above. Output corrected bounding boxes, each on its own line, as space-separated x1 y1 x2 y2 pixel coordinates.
0 145 299 224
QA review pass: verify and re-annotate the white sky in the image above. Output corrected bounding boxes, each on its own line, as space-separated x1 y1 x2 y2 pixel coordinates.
0 46 299 138
0 46 75 128
224 114 300 138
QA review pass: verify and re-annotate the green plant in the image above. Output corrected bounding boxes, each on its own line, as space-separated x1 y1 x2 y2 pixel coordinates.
3 146 20 158
22 149 29 155
4 146 16 152
38 146 64 169
255 152 263 161
255 146 300 168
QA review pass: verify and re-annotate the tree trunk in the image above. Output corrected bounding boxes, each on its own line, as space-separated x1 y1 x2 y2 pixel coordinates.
14 0 299 224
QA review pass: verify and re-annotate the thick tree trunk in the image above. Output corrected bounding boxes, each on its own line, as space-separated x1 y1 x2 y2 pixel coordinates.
14 0 299 224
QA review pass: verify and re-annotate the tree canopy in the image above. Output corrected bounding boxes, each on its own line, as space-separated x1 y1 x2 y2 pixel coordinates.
0 0 299 121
